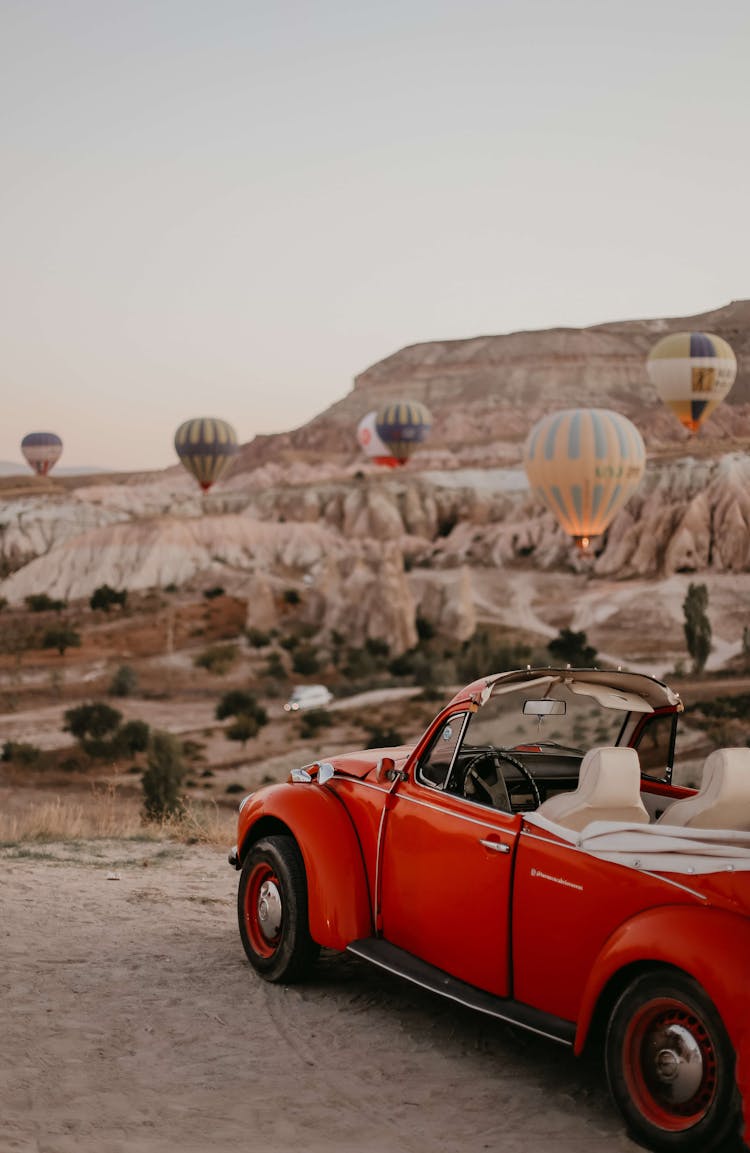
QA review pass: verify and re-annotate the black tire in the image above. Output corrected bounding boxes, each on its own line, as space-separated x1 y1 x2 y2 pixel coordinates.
605 969 741 1153
237 835 320 983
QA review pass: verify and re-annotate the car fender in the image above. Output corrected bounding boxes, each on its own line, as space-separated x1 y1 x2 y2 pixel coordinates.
237 784 373 950
574 905 750 1144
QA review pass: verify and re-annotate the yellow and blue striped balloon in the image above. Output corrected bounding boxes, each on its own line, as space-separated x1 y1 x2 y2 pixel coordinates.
523 408 646 549
647 331 736 434
375 400 432 464
174 417 238 491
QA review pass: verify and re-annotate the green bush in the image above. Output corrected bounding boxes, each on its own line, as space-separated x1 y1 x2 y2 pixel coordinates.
292 646 320 676
64 702 123 743
41 625 81 655
215 690 267 726
142 731 185 821
226 715 261 746
90 584 128 612
193 643 238 675
203 586 225 599
2 740 42 766
364 726 404 749
282 589 301 606
547 628 597 667
299 708 333 738
246 627 271 648
25 593 66 612
109 664 138 697
116 719 150 754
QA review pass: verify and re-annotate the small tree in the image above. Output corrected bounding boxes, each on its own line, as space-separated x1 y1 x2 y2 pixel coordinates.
547 628 597 667
90 584 128 612
226 715 260 746
215 690 267 726
64 702 123 743
193 643 238 675
683 582 712 673
25 593 66 612
292 646 320 676
116 719 151 755
109 664 138 697
41 624 81 655
142 730 185 821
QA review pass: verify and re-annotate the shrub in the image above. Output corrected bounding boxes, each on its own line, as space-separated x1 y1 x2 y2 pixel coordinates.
109 664 138 697
215 690 267 726
292 646 320 676
25 593 65 612
193 643 238 675
203 586 225 600
64 702 123 743
116 719 150 754
547 628 597 667
226 715 261 746
41 625 81 655
264 652 287 680
299 708 333 738
142 730 185 821
225 782 246 794
364 726 404 749
282 589 301 606
2 740 42 766
90 584 128 612
246 627 271 648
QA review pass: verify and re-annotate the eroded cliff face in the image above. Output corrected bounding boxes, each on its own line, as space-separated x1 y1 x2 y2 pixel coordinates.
1 301 748 660
1 453 748 660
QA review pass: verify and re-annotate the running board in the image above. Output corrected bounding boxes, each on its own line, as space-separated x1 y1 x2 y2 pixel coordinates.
347 937 575 1047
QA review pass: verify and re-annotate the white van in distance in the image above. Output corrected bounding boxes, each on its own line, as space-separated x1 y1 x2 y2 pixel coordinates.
283 685 334 712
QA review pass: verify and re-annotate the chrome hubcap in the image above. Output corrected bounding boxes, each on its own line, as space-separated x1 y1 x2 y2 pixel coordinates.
257 879 282 940
646 1024 704 1103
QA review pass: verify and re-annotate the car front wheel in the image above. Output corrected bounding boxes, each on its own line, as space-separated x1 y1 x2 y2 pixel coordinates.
605 970 741 1153
238 835 320 983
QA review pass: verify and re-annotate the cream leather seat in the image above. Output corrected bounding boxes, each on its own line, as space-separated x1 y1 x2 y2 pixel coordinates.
657 748 750 830
536 746 649 832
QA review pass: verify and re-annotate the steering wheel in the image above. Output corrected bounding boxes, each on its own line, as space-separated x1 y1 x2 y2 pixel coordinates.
464 747 541 812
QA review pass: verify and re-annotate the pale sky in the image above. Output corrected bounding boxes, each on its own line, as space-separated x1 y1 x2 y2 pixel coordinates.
1 0 748 471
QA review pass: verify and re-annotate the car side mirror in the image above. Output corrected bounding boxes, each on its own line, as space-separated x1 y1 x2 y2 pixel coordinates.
376 756 396 782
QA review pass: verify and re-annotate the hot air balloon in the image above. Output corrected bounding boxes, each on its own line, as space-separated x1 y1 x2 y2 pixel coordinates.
646 331 736 435
21 432 63 476
374 400 432 465
174 417 238 491
523 408 646 550
356 410 401 468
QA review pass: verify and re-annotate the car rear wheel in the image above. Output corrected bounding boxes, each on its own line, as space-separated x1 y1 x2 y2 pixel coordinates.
605 970 740 1152
238 835 320 983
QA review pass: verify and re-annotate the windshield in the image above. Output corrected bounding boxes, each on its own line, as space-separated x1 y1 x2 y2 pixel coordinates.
463 680 627 752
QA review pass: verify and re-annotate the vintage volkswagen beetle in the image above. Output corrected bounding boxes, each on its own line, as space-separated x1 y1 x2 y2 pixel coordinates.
230 667 750 1153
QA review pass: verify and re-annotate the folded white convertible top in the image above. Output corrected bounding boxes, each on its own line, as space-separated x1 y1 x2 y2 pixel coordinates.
525 813 750 874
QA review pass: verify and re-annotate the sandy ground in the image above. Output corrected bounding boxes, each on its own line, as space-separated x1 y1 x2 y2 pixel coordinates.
0 839 649 1153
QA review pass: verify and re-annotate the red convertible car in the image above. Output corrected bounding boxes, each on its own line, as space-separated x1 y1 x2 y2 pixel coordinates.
229 667 750 1153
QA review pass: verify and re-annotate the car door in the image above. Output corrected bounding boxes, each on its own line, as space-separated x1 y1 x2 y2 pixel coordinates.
379 717 521 997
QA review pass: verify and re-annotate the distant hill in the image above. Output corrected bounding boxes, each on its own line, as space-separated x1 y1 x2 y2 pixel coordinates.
233 298 750 472
0 462 108 477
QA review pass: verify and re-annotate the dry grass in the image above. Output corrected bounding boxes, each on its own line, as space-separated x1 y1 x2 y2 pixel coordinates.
0 786 237 847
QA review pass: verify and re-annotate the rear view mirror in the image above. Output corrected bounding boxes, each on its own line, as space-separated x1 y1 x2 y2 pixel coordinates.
523 699 566 717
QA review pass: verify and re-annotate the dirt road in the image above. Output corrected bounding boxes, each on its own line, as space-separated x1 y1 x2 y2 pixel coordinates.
0 839 646 1153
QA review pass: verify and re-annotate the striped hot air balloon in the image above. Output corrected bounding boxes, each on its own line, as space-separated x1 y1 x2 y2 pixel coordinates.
174 417 238 491
523 408 646 550
21 432 63 476
647 332 736 435
375 400 432 464
356 410 401 468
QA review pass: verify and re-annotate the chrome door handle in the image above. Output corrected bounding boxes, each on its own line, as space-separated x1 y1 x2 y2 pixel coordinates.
479 839 511 854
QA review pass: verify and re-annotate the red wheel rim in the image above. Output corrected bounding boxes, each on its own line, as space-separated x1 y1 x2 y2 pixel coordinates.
243 861 283 958
621 996 718 1132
